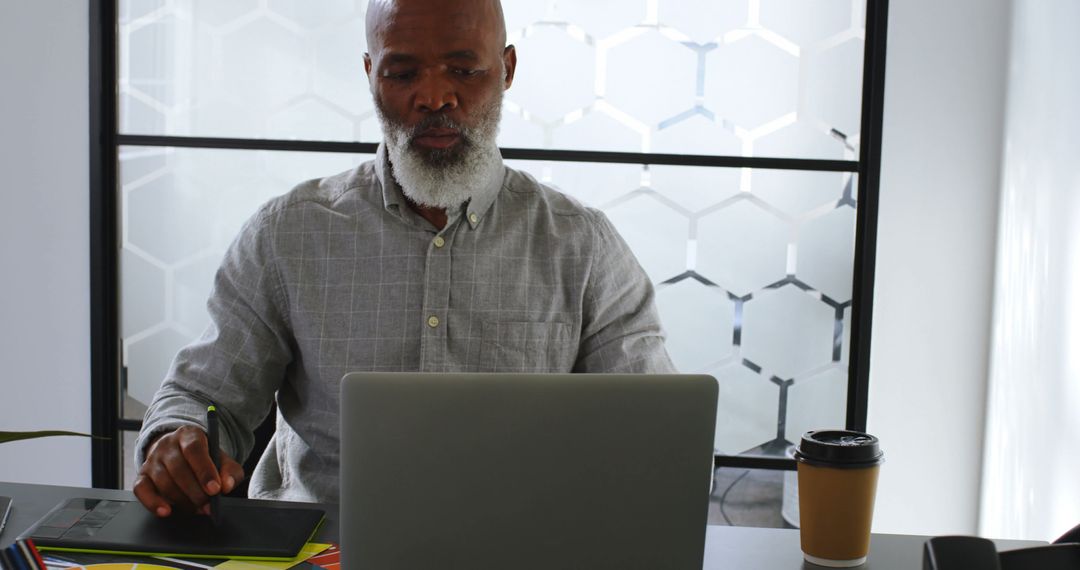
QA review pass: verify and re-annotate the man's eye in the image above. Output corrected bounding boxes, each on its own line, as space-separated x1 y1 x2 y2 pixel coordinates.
453 68 483 77
383 70 416 81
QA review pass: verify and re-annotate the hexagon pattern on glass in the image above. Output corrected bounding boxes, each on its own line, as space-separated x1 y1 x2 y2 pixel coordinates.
798 202 857 301
752 169 848 218
118 0 864 158
697 199 790 296
650 164 740 213
546 161 645 209
604 192 690 283
119 148 376 400
118 0 867 458
655 280 736 373
120 248 167 338
606 29 698 127
508 25 595 122
710 362 780 455
126 328 195 407
784 366 848 444
741 285 837 380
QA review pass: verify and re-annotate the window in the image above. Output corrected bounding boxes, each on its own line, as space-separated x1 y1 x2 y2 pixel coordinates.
91 0 889 489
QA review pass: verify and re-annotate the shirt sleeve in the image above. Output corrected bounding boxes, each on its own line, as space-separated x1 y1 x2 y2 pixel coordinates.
134 205 294 468
573 209 678 374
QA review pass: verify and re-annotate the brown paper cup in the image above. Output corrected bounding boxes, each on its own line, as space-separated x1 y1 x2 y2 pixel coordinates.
795 430 883 568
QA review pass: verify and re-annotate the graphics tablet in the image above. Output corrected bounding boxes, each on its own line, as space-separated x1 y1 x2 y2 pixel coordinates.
20 497 324 560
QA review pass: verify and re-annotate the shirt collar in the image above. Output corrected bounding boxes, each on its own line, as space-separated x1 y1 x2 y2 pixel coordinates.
374 143 407 214
374 143 505 230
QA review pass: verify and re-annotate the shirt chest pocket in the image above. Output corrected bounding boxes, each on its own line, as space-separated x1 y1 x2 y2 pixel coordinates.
480 321 576 373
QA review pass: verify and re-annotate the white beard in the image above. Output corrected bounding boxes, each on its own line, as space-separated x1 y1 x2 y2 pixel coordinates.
376 91 504 210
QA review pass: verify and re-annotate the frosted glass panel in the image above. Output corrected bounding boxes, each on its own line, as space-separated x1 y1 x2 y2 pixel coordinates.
119 146 372 417
119 2 372 141
606 194 691 283
116 0 869 459
712 363 779 456
741 286 838 380
118 0 866 159
785 366 848 444
520 164 854 457
654 281 735 373
698 200 791 296
799 204 857 300
120 154 857 455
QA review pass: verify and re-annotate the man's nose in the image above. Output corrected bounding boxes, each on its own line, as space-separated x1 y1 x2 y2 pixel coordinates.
414 69 458 113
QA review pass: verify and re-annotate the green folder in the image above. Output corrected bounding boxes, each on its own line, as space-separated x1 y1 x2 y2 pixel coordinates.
20 497 325 561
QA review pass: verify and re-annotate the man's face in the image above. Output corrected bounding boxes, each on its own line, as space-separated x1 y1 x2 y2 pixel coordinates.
364 0 516 165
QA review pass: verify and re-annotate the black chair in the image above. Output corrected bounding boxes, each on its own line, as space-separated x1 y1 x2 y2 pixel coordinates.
1054 522 1080 545
923 523 1080 570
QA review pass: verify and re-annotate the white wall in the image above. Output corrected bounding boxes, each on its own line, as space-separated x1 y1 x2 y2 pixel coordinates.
0 0 92 486
980 0 1080 542
868 0 1012 535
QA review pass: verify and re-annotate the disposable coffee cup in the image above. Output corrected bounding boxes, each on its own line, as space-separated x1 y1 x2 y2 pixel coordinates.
795 430 883 568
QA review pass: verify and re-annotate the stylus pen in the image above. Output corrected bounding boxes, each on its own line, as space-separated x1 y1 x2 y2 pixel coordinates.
207 404 222 525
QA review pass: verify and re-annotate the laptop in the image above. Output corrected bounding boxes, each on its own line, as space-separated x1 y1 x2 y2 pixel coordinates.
339 372 718 569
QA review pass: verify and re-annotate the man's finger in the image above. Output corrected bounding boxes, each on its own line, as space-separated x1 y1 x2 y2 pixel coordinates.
219 454 246 495
133 474 172 517
178 426 221 496
146 458 197 512
163 449 210 508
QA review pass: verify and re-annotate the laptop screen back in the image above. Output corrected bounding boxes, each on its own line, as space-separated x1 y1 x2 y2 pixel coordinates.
340 372 718 569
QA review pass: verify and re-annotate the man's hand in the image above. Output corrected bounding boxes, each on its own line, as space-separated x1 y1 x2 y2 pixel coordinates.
133 425 245 517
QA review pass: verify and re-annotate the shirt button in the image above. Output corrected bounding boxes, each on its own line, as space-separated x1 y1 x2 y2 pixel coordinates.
427 315 440 328
469 213 479 224
433 236 445 248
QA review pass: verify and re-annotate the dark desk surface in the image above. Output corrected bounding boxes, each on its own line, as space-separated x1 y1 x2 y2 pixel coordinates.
0 481 1043 569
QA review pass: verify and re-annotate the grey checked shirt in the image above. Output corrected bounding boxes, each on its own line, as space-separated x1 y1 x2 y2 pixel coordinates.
136 145 675 503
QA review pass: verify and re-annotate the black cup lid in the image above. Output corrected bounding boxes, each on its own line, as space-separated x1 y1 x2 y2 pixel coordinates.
794 430 883 468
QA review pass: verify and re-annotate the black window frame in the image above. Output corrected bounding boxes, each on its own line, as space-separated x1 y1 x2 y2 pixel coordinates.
89 0 889 487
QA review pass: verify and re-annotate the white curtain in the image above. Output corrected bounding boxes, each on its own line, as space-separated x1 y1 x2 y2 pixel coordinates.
981 0 1080 542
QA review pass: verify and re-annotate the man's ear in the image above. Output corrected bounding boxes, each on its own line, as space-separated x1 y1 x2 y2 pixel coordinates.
364 53 373 81
502 45 517 89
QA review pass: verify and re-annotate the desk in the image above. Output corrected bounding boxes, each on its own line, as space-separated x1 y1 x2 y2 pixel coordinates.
0 482 1043 569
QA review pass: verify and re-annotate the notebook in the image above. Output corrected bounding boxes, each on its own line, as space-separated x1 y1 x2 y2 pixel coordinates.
340 372 719 570
19 496 324 560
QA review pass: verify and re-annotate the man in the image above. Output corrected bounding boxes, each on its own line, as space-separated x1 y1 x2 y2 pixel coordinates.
133 0 675 517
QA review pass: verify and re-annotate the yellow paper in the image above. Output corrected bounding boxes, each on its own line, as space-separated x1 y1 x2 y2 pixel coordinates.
212 543 332 570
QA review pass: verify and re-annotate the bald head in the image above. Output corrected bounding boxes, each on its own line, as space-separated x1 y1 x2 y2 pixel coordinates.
366 0 507 56
362 0 517 122
362 0 517 180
